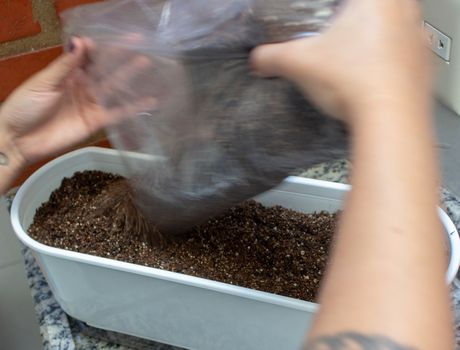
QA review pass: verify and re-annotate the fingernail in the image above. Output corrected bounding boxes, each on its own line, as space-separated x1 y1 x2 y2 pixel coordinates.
67 37 76 53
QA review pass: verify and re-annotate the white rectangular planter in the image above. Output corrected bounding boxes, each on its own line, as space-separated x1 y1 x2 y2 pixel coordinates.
10 147 460 350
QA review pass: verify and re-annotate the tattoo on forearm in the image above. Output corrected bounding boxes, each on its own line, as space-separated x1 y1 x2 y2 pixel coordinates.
305 332 416 350
0 152 8 166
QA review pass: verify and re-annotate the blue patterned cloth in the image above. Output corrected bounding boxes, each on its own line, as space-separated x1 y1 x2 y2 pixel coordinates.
10 160 460 349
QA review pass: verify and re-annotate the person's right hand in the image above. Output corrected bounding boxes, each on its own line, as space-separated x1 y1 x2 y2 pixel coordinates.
251 3 453 349
250 0 431 125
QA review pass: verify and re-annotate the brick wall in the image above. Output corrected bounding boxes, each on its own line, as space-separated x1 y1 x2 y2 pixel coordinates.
0 0 107 187
0 0 105 101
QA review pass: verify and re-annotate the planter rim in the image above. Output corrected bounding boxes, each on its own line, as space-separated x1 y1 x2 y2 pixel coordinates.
10 147 460 309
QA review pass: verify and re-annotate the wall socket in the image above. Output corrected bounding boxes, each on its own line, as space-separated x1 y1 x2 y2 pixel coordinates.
424 21 452 62
421 0 460 116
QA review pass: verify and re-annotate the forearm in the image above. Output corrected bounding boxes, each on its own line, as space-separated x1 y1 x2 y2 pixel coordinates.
307 101 453 349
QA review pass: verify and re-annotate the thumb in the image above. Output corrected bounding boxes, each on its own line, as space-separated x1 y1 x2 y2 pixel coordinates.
250 38 319 82
250 42 292 78
33 37 87 89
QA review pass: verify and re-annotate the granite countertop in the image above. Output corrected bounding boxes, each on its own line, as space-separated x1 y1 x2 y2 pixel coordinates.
10 159 460 349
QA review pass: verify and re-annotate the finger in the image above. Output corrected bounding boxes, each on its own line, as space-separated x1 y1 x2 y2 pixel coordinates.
106 97 158 126
89 97 158 133
250 39 316 80
34 37 87 89
84 33 148 82
96 55 153 98
250 42 290 78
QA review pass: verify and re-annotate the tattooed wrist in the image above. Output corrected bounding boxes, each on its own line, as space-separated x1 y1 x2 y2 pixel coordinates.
0 131 25 193
0 151 8 166
0 129 25 172
305 332 415 350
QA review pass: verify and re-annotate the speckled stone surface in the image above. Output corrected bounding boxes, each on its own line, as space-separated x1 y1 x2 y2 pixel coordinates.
8 159 460 349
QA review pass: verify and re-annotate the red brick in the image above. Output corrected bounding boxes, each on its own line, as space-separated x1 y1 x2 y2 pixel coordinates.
0 46 63 102
0 0 42 43
54 0 105 15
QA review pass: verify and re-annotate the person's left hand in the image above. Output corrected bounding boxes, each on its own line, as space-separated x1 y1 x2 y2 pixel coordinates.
0 37 156 169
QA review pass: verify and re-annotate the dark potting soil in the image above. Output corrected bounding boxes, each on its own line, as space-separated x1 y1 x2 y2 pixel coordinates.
28 171 338 302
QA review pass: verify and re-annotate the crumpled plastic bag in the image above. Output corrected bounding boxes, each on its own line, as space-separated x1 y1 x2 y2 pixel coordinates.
62 0 349 237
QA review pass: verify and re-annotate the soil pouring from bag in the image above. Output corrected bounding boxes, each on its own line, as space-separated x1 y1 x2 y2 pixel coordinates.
29 171 338 302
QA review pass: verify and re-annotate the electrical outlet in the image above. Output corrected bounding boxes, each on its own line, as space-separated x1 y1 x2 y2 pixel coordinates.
421 0 460 116
424 21 452 62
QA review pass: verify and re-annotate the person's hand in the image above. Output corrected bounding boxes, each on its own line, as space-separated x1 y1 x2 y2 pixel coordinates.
0 37 156 170
250 0 430 125
251 2 452 349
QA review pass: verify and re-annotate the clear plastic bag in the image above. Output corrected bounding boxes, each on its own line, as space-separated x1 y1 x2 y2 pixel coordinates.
62 0 348 237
